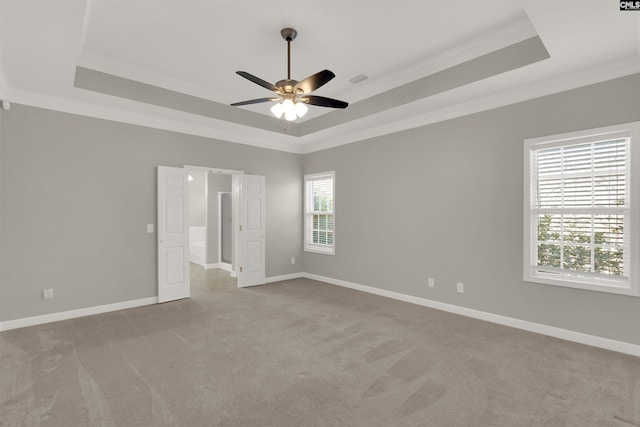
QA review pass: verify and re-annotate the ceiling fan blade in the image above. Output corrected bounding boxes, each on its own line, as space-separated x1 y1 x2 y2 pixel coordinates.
230 97 278 106
236 71 280 93
302 95 348 109
294 69 335 94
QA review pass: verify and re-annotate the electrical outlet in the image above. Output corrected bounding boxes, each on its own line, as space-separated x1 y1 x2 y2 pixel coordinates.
42 288 54 300
428 277 435 288
291 257 296 265
147 224 154 233
457 282 464 293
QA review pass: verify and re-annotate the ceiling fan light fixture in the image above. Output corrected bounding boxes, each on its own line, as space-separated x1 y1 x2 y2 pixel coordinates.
294 101 308 118
271 99 308 121
282 99 297 121
282 99 294 112
271 103 284 118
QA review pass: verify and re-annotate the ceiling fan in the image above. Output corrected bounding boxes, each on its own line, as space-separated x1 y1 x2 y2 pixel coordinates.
231 28 348 121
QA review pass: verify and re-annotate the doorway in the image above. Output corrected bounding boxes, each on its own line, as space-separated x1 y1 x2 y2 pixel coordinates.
157 166 266 302
186 167 237 294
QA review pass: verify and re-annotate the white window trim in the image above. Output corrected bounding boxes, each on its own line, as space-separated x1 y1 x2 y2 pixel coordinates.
523 121 640 297
304 171 335 255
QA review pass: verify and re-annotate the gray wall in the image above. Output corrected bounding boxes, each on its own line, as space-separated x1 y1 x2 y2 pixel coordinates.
303 73 640 345
0 104 303 321
206 173 231 265
2 74 639 346
188 171 206 226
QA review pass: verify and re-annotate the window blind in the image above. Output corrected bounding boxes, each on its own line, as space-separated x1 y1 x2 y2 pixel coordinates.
305 172 335 253
533 137 629 280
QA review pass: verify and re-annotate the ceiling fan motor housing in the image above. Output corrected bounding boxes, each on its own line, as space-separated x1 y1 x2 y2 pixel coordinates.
276 79 299 94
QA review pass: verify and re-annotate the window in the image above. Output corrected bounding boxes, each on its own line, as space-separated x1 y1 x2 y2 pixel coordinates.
524 122 640 296
305 171 335 255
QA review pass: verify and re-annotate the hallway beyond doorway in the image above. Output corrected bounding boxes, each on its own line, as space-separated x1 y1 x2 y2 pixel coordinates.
190 263 237 296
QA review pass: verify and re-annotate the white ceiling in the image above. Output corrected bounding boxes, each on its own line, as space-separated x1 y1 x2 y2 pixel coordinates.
0 0 639 153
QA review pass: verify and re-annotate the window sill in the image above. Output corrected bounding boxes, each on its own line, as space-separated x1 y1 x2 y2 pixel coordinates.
524 272 639 297
305 246 335 256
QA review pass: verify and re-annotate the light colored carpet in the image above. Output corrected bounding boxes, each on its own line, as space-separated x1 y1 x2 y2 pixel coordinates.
1 265 639 426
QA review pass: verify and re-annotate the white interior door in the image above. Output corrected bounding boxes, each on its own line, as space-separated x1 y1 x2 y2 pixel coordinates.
157 166 190 302
238 174 266 287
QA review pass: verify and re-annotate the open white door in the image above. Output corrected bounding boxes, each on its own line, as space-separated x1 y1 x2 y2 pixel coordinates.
157 166 190 302
238 174 266 287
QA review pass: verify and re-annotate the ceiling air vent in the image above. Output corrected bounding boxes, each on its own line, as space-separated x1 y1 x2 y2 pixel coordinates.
349 74 368 84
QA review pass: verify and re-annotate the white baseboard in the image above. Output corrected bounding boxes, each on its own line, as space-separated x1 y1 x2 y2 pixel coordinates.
0 297 158 332
218 262 232 272
205 263 233 273
3 273 637 357
266 272 305 284
302 273 640 358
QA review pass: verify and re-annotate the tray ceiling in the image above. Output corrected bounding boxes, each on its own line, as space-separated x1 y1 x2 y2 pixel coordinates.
0 1 638 153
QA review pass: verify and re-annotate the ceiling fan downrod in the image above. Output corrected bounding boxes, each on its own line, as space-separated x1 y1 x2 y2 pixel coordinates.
281 28 297 81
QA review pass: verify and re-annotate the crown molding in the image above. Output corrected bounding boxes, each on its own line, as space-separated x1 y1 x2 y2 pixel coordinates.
2 55 638 155
299 56 640 154
4 88 305 154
